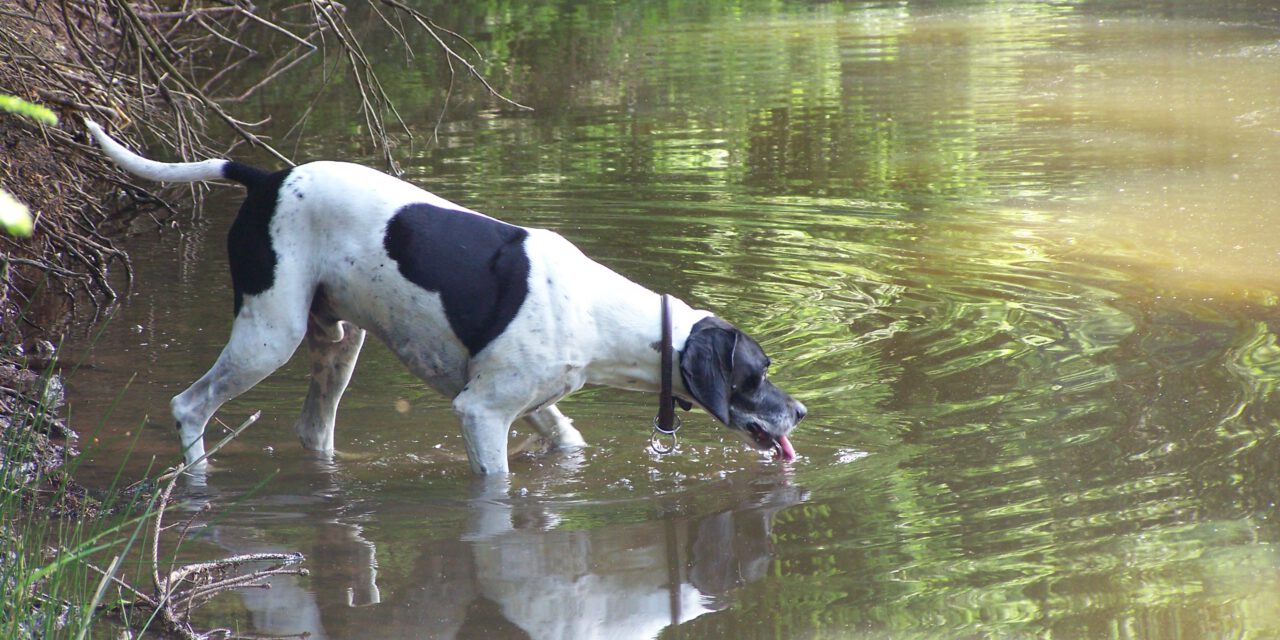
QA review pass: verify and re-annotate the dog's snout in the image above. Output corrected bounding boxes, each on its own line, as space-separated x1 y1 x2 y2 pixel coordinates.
793 400 807 423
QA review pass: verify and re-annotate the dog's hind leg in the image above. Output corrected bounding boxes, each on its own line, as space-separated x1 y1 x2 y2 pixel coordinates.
294 315 366 452
171 293 308 467
523 405 585 450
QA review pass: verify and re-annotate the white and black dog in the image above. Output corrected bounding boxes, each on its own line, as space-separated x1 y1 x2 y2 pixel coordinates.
86 121 805 475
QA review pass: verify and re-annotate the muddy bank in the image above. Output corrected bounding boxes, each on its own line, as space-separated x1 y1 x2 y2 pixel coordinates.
1 1 145 508
1 2 137 340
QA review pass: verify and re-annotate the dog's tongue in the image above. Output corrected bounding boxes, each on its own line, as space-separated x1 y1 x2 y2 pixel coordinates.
776 435 797 462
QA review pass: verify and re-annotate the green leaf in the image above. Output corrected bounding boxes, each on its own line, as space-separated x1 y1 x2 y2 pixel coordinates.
0 189 35 237
0 95 58 126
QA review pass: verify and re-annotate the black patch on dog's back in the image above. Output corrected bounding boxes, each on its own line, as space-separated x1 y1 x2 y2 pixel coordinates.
224 162 290 315
383 203 531 356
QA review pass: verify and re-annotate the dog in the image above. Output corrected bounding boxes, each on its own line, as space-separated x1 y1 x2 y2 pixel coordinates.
85 120 805 475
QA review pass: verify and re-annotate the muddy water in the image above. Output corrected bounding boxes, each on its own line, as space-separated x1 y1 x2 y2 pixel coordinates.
66 1 1280 638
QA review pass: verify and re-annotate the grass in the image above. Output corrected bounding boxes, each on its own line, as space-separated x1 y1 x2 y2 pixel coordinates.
0 352 303 639
0 351 159 638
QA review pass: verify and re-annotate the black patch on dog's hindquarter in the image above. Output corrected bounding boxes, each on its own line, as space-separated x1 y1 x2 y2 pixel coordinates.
225 162 291 315
383 203 531 356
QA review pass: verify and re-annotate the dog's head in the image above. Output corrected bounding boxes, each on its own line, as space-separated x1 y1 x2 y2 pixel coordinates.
679 317 806 459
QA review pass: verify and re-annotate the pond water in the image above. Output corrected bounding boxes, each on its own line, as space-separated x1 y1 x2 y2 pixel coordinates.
65 1 1280 637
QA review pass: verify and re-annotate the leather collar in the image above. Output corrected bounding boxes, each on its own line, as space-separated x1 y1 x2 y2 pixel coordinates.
651 294 682 453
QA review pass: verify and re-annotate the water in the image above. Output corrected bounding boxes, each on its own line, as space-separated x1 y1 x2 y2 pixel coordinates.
64 1 1280 637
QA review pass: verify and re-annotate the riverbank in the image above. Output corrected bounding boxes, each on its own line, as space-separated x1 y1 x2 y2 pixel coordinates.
1 4 205 634
0 1 153 519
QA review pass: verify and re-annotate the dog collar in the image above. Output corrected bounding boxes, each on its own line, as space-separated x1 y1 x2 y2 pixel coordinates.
650 294 682 454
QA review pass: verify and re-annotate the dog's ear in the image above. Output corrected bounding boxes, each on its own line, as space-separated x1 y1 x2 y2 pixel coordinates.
679 324 738 425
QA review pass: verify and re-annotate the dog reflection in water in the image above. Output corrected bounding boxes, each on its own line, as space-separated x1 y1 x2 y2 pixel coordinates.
208 472 805 638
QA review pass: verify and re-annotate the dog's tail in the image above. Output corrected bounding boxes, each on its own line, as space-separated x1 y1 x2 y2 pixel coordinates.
84 119 268 186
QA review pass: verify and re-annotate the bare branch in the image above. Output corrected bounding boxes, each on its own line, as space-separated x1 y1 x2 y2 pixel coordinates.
109 0 295 166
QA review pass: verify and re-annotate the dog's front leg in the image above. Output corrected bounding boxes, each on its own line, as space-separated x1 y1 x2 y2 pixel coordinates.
452 388 518 475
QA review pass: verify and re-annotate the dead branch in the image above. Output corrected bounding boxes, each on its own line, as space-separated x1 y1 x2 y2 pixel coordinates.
80 411 309 639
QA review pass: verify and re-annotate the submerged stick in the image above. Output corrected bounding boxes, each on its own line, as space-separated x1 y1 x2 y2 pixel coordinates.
134 409 311 638
154 410 260 484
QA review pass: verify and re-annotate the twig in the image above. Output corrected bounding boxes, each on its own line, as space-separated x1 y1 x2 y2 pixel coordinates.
136 6 243 20
377 0 532 112
83 556 156 607
139 410 306 638
0 7 55 27
234 4 318 50
155 410 261 484
109 0 296 166
225 46 316 102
